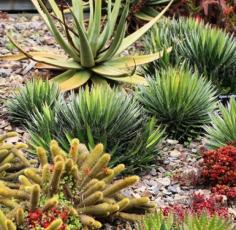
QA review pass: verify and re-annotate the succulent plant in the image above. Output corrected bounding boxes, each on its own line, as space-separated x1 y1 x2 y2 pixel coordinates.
137 67 217 141
7 79 60 125
0 139 156 229
138 211 174 230
0 132 35 186
138 212 234 230
0 0 172 91
27 86 165 172
143 17 236 92
205 98 236 149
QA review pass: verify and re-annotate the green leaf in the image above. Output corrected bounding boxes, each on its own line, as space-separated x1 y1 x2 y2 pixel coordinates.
88 0 102 55
106 48 172 68
70 8 95 67
115 0 173 55
92 65 129 76
59 70 91 91
104 74 147 85
35 0 80 61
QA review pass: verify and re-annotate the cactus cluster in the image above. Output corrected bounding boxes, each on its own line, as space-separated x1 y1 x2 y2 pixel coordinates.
0 132 34 186
0 139 156 229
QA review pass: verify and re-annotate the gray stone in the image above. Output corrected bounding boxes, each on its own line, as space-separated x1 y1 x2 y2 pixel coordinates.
156 177 171 187
150 168 157 176
170 149 181 158
167 139 179 145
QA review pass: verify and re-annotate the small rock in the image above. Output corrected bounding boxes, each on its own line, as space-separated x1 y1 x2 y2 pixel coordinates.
158 167 166 173
163 160 170 165
150 168 157 176
191 148 198 153
168 185 180 194
167 139 179 145
156 177 171 187
170 149 181 158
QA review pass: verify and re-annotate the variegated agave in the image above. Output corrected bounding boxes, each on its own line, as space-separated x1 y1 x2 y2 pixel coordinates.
1 0 172 91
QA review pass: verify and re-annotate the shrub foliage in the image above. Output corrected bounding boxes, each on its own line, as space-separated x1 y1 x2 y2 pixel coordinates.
27 86 164 172
137 67 216 141
7 79 60 125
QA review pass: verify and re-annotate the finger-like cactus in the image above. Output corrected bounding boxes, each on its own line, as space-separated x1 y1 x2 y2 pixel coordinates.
0 132 31 187
0 139 156 229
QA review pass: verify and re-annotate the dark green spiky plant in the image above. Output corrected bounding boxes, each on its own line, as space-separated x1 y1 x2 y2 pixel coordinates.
7 79 60 125
205 98 236 149
143 17 236 92
27 86 165 172
142 17 200 74
0 0 173 91
0 139 157 229
137 67 217 141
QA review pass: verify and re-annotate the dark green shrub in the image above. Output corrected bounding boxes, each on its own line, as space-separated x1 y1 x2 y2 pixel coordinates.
7 79 60 124
27 86 165 172
205 98 236 149
137 67 217 141
143 17 236 92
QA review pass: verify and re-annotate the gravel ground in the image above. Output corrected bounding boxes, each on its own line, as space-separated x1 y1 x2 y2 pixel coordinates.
0 13 235 229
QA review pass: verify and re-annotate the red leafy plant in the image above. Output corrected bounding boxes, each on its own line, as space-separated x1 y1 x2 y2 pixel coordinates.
26 207 69 229
162 193 229 221
212 185 236 200
202 145 236 186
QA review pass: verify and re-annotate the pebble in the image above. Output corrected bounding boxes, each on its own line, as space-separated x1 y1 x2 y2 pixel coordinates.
156 177 171 187
166 139 179 145
170 149 181 157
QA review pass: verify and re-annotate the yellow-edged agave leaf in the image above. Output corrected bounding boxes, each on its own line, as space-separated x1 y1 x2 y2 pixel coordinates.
59 71 91 91
36 0 80 61
0 51 67 61
51 70 77 83
31 0 51 29
72 0 85 31
96 1 129 63
35 63 62 69
104 74 147 85
91 76 110 87
92 65 129 76
134 12 154 21
5 35 79 69
48 0 63 20
88 0 102 55
107 48 172 68
0 53 29 61
32 56 81 69
70 8 95 67
115 0 173 56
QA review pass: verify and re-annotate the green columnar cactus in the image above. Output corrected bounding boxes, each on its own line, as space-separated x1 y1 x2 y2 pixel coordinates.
0 139 156 229
0 132 32 186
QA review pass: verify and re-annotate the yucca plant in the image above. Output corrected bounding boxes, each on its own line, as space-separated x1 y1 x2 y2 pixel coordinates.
137 67 217 141
142 17 200 74
204 98 236 149
27 86 165 172
143 17 236 92
178 22 236 92
0 0 172 91
7 79 60 125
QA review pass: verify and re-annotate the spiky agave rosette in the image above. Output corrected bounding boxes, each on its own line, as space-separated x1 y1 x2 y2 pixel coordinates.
0 139 156 229
0 0 172 91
